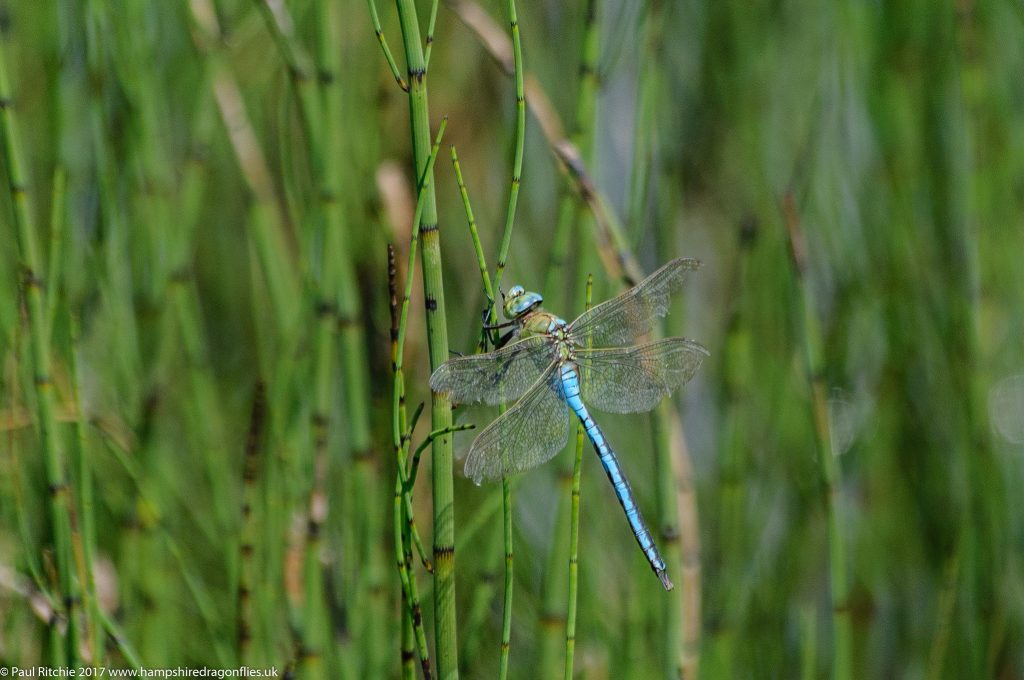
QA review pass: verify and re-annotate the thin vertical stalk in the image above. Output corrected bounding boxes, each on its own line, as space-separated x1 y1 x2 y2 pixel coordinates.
401 590 416 680
389 5 458 676
187 0 299 331
319 3 389 672
543 0 601 301
563 275 592 680
68 314 102 663
800 605 818 680
782 194 851 680
237 381 266 665
490 0 526 296
367 0 409 91
44 167 65 336
424 0 440 68
537 5 601 664
392 121 449 680
498 478 513 680
0 33 78 666
626 1 660 247
495 3 526 674
385 238 430 680
450 146 495 313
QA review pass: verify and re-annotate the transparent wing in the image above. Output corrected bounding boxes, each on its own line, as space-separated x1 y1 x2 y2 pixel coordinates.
567 258 701 347
429 336 554 405
575 338 709 414
464 364 572 484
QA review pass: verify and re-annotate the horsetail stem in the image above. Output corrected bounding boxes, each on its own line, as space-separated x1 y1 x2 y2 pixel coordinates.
542 0 601 303
367 0 410 91
563 274 593 680
424 0 440 68
490 0 526 301
389 244 433 680
391 118 449 679
493 4 527 675
0 31 79 666
536 3 602 674
782 193 851 680
187 0 299 330
237 380 266 664
389 5 459 675
450 145 495 313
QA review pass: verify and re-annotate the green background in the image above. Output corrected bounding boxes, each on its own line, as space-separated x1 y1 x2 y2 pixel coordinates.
1 0 1022 678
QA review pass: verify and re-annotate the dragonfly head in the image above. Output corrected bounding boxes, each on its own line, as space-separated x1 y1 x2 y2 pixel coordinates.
503 284 543 320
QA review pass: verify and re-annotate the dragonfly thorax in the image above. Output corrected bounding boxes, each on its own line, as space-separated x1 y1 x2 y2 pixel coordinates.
518 312 571 360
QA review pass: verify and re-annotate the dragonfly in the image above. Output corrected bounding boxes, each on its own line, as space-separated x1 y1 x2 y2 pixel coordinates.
430 258 708 590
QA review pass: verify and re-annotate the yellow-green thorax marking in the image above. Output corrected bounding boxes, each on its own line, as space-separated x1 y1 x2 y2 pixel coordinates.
503 285 571 359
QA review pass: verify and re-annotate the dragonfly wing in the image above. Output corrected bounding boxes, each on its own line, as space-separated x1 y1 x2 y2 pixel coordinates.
575 338 709 414
567 258 700 347
429 336 553 405
464 364 572 484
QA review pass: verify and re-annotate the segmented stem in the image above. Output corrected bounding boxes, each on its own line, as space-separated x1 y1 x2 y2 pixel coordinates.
391 119 448 679
564 275 593 680
782 193 851 680
491 0 526 299
0 33 79 666
389 5 458 675
367 0 409 91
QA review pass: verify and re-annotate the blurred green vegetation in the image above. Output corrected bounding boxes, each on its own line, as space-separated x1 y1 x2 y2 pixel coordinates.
1 0 1023 678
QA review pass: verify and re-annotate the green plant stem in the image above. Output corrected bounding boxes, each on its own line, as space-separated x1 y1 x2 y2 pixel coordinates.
498 477 514 680
543 0 600 301
450 145 495 314
367 0 409 91
187 0 299 332
390 4 458 676
494 6 525 674
68 315 102 663
237 381 266 665
392 120 448 680
783 194 851 680
538 5 603 675
424 0 440 68
401 591 416 680
0 34 78 666
490 0 526 298
409 424 475 486
626 1 659 248
563 275 592 680
318 4 390 672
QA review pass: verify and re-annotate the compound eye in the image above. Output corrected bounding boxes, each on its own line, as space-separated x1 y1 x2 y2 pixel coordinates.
507 285 525 298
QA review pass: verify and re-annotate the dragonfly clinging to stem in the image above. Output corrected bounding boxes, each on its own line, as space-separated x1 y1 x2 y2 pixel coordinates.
430 258 708 590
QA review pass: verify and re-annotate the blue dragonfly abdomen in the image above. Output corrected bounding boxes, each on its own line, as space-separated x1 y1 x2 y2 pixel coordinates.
557 362 673 590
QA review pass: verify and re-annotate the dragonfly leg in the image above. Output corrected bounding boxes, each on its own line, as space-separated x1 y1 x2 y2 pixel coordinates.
492 328 518 349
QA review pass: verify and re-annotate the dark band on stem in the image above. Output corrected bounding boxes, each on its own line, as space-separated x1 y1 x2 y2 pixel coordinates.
306 518 321 540
315 299 335 317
